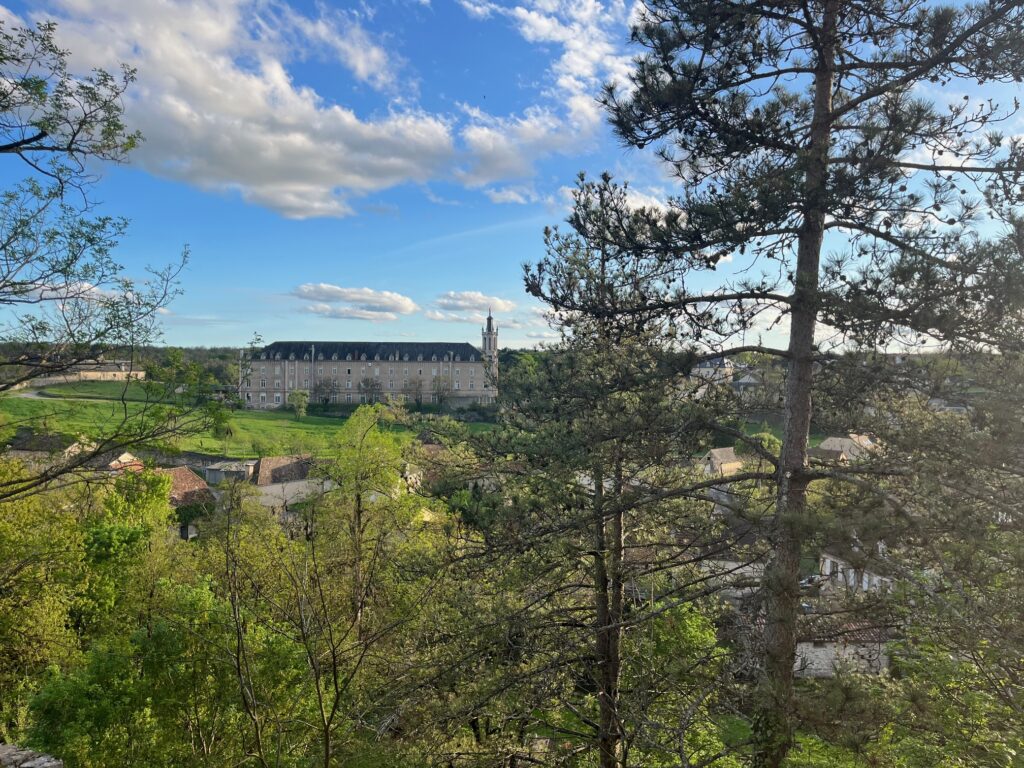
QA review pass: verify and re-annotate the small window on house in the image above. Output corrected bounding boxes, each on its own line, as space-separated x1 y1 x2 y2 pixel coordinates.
417 354 423 361
470 355 475 362
455 354 461 362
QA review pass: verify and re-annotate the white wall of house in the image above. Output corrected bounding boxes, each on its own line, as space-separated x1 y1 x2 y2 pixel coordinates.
795 640 889 678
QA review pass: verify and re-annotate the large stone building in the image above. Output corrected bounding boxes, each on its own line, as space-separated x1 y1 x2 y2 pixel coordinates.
241 313 499 409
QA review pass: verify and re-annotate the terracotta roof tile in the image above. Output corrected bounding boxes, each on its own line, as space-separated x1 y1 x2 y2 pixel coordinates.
155 467 215 507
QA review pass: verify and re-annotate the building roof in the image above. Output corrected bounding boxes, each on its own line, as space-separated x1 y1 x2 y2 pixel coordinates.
155 467 215 508
108 452 144 472
807 447 849 463
258 341 483 362
797 615 894 645
703 447 742 473
255 455 312 486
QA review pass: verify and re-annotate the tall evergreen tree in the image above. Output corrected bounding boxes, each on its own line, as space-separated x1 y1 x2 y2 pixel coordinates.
529 2 1024 764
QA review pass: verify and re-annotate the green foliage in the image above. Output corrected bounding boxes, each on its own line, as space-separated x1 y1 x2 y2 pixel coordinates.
287 389 309 420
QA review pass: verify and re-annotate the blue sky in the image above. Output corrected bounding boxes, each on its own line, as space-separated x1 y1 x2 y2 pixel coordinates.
5 0 674 348
8 1 1022 351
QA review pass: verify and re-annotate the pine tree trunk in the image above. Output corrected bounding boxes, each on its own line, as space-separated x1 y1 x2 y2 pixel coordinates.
752 2 838 765
593 462 623 768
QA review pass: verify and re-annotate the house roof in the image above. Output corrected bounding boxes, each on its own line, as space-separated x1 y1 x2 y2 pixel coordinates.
155 467 215 508
255 455 312 486
259 341 483 362
704 447 741 472
108 452 144 472
807 447 848 463
797 615 894 645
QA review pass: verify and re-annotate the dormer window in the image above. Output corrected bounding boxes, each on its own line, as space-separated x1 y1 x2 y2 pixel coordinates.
455 354 461 362
431 355 437 362
360 354 367 361
469 355 475 362
318 353 324 361
374 353 380 361
417 354 423 362
403 353 409 361
331 353 338 361
346 354 352 361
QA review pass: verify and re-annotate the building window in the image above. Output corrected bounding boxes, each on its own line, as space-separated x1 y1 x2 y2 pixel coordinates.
388 381 394 389
346 393 352 403
245 392 251 401
432 367 438 376
454 381 460 390
260 379 266 388
346 381 352 389
274 365 281 374
332 367 337 375
260 393 266 403
374 367 380 376
455 368 460 376
469 382 474 390
274 379 281 388
274 394 282 404
389 367 394 375
303 378 309 388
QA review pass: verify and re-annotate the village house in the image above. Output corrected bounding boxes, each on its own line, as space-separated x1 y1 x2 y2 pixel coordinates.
154 466 215 540
701 447 744 476
818 551 893 594
795 616 892 678
817 433 878 460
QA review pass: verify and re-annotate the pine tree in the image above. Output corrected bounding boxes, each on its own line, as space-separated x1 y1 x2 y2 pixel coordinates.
529 2 1024 764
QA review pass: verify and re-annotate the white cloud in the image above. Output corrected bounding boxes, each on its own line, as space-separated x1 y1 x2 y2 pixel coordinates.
305 303 403 322
425 309 487 323
279 6 403 92
35 0 454 219
292 283 419 322
456 1 635 187
26 0 638 216
485 184 539 204
436 290 516 312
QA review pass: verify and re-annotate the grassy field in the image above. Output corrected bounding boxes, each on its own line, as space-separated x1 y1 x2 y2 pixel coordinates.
37 381 160 402
1 385 495 457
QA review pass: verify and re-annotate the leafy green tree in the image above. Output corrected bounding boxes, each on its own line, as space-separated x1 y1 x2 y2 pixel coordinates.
0 19 217 501
287 388 309 420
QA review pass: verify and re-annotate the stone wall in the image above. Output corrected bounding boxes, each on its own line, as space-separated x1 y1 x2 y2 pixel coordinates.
0 746 62 767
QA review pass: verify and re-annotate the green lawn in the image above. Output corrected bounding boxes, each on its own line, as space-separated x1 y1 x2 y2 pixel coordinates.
0 389 495 458
37 381 160 402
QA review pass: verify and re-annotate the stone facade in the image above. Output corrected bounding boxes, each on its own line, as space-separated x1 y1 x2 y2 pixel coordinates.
241 316 499 410
795 639 890 678
0 745 62 767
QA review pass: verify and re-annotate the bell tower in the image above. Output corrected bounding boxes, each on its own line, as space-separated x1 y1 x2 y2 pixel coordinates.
481 308 498 380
